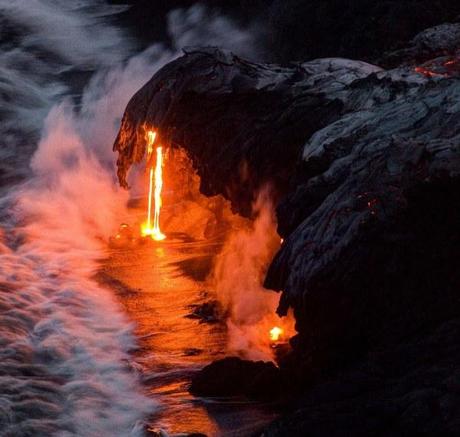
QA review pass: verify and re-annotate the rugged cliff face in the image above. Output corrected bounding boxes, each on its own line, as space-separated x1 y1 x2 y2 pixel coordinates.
114 23 460 434
114 48 381 212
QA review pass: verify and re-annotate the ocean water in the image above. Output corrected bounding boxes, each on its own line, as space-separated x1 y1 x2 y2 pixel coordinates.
0 2 277 436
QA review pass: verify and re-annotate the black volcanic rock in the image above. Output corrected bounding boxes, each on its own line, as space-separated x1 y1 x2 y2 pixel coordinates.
189 357 280 398
382 23 460 67
265 71 460 375
262 317 460 436
114 40 460 369
185 300 221 324
114 27 460 435
113 48 380 214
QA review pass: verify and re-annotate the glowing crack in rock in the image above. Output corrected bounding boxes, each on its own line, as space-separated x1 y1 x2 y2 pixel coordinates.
142 130 166 241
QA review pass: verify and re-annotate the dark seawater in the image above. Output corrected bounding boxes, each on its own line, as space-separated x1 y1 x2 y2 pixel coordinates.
0 1 275 435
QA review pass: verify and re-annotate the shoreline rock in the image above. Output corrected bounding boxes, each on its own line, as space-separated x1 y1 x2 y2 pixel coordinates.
114 22 460 435
189 357 281 399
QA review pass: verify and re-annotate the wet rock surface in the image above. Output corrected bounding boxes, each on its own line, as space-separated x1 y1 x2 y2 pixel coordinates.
189 357 280 399
114 48 381 213
263 318 460 436
185 300 221 324
114 24 460 436
383 23 460 67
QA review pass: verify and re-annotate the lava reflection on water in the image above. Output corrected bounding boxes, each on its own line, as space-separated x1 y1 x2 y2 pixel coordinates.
104 146 285 435
102 235 278 436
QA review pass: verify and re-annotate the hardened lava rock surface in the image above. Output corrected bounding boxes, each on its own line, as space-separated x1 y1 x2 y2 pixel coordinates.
114 47 380 214
115 26 460 434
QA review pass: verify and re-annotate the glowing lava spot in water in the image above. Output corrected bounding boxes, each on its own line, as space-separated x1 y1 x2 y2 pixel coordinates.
142 130 166 241
269 326 283 342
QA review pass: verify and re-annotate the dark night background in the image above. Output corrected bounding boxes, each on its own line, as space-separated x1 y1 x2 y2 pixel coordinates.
112 0 460 64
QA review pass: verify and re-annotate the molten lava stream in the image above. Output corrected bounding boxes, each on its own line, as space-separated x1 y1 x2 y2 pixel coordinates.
142 130 166 241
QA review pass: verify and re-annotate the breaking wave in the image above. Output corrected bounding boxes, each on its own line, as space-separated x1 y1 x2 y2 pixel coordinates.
0 1 262 435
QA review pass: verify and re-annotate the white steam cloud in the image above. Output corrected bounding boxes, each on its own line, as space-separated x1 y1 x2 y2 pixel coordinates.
0 0 269 433
0 100 152 435
0 0 132 68
210 189 293 361
168 4 264 59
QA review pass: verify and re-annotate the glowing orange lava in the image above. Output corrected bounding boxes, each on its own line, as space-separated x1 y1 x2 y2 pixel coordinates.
269 326 283 342
142 130 166 241
414 57 460 78
414 66 448 78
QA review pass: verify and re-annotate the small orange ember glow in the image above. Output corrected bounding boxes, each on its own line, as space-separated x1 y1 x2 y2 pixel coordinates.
270 326 283 342
141 130 166 241
414 57 460 79
414 66 447 78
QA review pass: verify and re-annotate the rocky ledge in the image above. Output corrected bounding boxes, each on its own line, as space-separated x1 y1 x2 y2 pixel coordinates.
114 23 460 435
190 357 281 399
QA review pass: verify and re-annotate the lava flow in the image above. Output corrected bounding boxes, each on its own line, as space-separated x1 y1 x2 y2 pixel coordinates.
269 326 283 342
142 130 166 241
414 57 460 78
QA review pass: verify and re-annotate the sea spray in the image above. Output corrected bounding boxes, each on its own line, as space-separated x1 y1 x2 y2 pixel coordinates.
210 188 295 361
0 1 266 434
0 103 153 436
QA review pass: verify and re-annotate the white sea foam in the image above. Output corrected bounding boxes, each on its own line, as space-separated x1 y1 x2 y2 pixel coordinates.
0 1 263 434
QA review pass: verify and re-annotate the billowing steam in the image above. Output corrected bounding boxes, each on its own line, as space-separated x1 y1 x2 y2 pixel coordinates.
0 0 132 188
168 4 264 59
1 103 152 436
210 189 295 361
0 0 132 68
0 0 267 434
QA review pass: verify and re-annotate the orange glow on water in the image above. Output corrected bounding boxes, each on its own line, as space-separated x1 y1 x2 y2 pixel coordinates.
142 130 166 241
269 326 283 342
109 140 291 433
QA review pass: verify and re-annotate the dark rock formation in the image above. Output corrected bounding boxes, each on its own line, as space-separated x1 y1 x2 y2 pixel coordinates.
189 357 280 398
382 23 460 67
263 318 460 436
114 48 380 214
185 300 221 324
114 23 460 435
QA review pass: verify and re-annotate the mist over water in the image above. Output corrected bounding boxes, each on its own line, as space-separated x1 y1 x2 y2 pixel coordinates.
0 0 132 190
0 1 274 435
168 4 264 59
210 189 291 361
0 1 262 184
0 1 147 433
